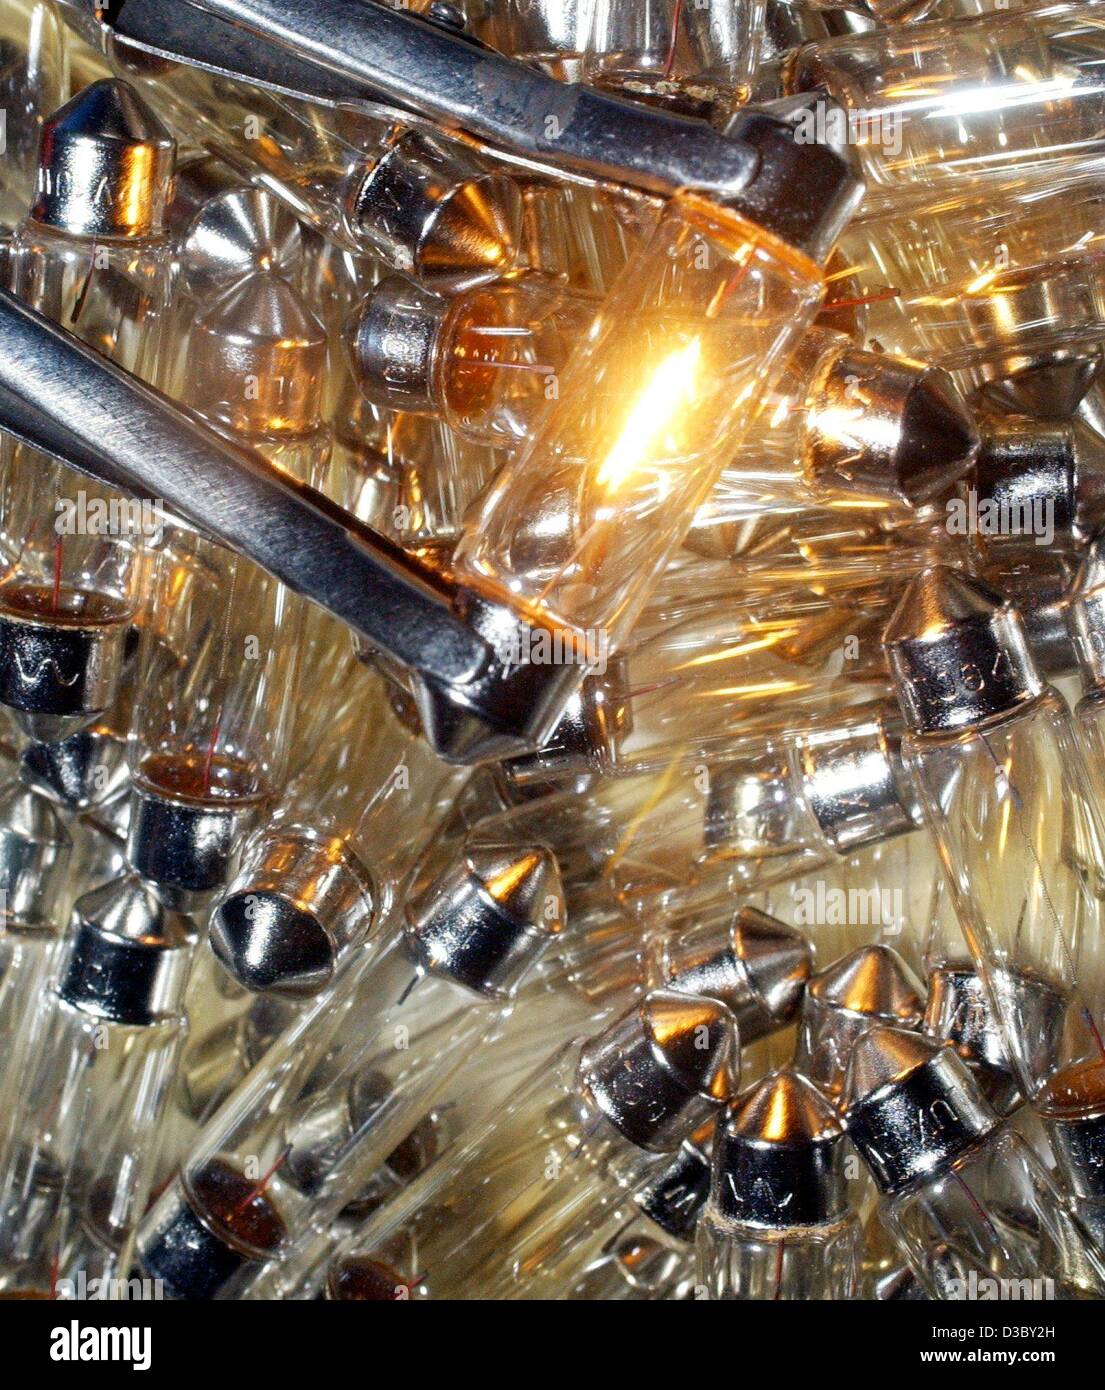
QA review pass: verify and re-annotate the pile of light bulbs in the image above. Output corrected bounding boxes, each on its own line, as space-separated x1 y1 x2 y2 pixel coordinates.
0 0 1104 1302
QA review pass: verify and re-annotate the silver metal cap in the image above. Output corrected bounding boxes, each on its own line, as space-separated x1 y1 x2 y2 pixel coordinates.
578 989 739 1154
0 781 71 932
402 833 564 999
843 1025 998 1198
30 80 176 239
58 873 194 1025
710 1068 851 1227
634 1122 713 1241
796 944 925 1101
791 708 923 855
976 341 1102 423
972 414 1104 553
721 94 864 265
924 964 1021 1117
985 553 1078 680
19 725 130 812
1070 529 1105 692
803 342 978 506
0 601 130 743
348 276 449 414
351 131 522 290
170 156 303 298
138 1159 286 1300
661 906 812 1044
884 566 1043 735
126 784 257 912
209 831 376 999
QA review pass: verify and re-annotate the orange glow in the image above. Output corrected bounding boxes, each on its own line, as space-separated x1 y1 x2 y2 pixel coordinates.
594 340 702 495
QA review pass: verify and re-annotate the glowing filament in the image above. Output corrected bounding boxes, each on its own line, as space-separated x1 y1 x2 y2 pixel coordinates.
594 340 702 496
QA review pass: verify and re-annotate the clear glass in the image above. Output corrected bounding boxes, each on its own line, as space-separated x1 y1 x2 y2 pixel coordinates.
905 690 1105 1146
454 193 825 648
584 0 763 112
164 272 331 489
424 277 597 448
696 1210 862 1299
541 582 889 780
839 165 1105 391
0 990 184 1295
0 1 69 229
884 1123 1104 1299
471 736 851 924
788 6 1105 195
472 0 599 79
322 1041 669 1300
256 667 464 909
141 925 507 1299
0 220 171 633
567 1225 695 1299
127 530 302 814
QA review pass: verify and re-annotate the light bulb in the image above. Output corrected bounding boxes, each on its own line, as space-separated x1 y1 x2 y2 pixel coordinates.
788 5 1105 197
349 273 598 449
839 168 1105 417
415 101 862 763
500 572 896 785
208 666 466 997
468 702 922 925
844 1025 1105 1299
0 80 175 743
0 876 193 1295
697 1068 862 1299
123 270 327 909
0 782 72 1166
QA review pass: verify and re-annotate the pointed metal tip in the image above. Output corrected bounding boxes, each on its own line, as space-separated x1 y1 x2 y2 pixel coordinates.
733 906 813 1024
463 837 564 934
728 1067 842 1146
418 172 523 282
640 988 739 1107
175 172 304 298
842 1022 946 1110
199 272 327 351
208 888 337 999
44 78 174 150
883 566 1005 648
894 366 980 505
75 873 194 950
809 944 925 1024
981 356 1102 422
19 728 129 812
